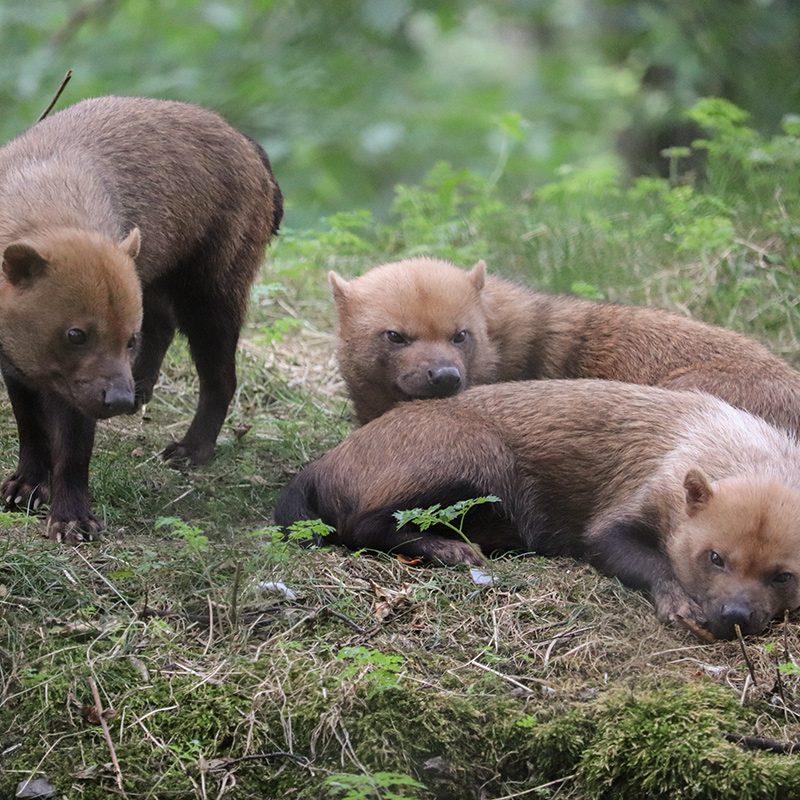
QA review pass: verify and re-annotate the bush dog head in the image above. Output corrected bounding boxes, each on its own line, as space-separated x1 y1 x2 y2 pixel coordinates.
0 226 142 419
329 258 499 423
670 469 800 639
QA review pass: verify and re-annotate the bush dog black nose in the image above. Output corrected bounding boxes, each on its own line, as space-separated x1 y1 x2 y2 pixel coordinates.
427 366 461 394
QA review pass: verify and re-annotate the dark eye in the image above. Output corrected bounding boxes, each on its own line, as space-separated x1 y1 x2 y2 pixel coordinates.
67 328 87 346
385 330 407 345
452 330 468 344
773 571 794 586
127 333 139 350
709 551 725 568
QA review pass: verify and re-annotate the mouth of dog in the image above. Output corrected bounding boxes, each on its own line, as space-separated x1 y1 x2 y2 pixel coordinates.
393 381 465 402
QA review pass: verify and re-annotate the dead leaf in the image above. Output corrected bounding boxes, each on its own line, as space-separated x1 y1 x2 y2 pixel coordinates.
81 705 117 725
395 554 423 566
370 581 413 621
232 424 252 440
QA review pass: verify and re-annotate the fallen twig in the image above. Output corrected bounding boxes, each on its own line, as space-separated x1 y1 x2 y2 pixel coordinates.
734 623 757 686
230 562 243 627
724 732 800 755
88 676 126 794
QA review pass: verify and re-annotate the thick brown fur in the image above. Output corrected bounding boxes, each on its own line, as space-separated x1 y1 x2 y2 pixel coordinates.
0 96 282 541
330 258 800 433
275 380 800 639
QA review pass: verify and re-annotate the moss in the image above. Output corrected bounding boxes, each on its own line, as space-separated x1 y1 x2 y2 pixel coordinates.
515 680 800 800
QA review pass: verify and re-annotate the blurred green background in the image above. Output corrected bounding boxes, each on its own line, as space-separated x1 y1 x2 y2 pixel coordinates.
1 0 799 226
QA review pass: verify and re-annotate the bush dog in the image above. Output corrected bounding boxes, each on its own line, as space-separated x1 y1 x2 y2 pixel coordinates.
275 380 800 639
329 258 800 432
0 96 282 542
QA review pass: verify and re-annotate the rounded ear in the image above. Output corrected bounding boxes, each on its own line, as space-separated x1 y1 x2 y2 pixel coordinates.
328 271 350 308
119 227 141 259
684 468 714 517
469 259 486 291
2 242 48 286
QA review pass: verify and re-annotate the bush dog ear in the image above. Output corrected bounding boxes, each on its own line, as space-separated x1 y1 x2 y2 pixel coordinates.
2 242 48 286
119 226 141 259
684 468 714 516
329 271 351 308
469 259 486 291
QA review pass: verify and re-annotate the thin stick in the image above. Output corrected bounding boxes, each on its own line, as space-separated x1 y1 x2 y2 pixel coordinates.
37 70 73 122
467 657 549 692
230 562 243 627
88 676 126 794
490 774 577 799
724 732 800 755
734 624 757 686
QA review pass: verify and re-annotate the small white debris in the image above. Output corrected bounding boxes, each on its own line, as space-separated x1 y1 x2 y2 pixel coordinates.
16 777 56 798
258 581 298 601
469 567 495 586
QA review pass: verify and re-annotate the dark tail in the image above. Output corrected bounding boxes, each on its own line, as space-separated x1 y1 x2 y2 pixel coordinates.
247 135 284 235
274 467 321 528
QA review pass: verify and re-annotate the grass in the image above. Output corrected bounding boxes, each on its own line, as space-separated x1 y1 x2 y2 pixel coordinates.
3 99 800 797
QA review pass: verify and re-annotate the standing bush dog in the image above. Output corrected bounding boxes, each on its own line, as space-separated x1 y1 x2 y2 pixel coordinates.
330 258 800 432
0 96 283 542
275 380 800 640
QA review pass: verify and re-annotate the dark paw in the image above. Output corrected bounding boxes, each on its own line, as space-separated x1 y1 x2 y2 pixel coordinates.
1 474 49 513
46 514 104 545
655 582 708 632
162 440 214 467
430 539 486 567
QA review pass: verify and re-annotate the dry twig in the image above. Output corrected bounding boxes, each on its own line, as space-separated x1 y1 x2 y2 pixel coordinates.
734 623 758 686
88 676 126 794
37 70 73 122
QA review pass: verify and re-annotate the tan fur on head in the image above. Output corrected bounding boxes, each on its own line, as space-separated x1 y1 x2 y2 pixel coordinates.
0 227 142 416
669 476 800 638
331 257 500 423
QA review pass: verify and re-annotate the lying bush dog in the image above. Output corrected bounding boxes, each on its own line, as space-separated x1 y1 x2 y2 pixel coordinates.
330 258 800 433
276 380 800 640
0 96 282 542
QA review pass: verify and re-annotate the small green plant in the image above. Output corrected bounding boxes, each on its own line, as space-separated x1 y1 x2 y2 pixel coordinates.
0 510 33 527
393 495 500 546
764 641 800 676
254 518 334 545
337 645 405 697
323 770 426 800
154 516 209 553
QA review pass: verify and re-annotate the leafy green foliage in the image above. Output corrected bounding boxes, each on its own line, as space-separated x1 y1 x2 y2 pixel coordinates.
323 771 427 800
337 646 406 698
154 515 209 553
4 1 800 225
393 495 500 534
